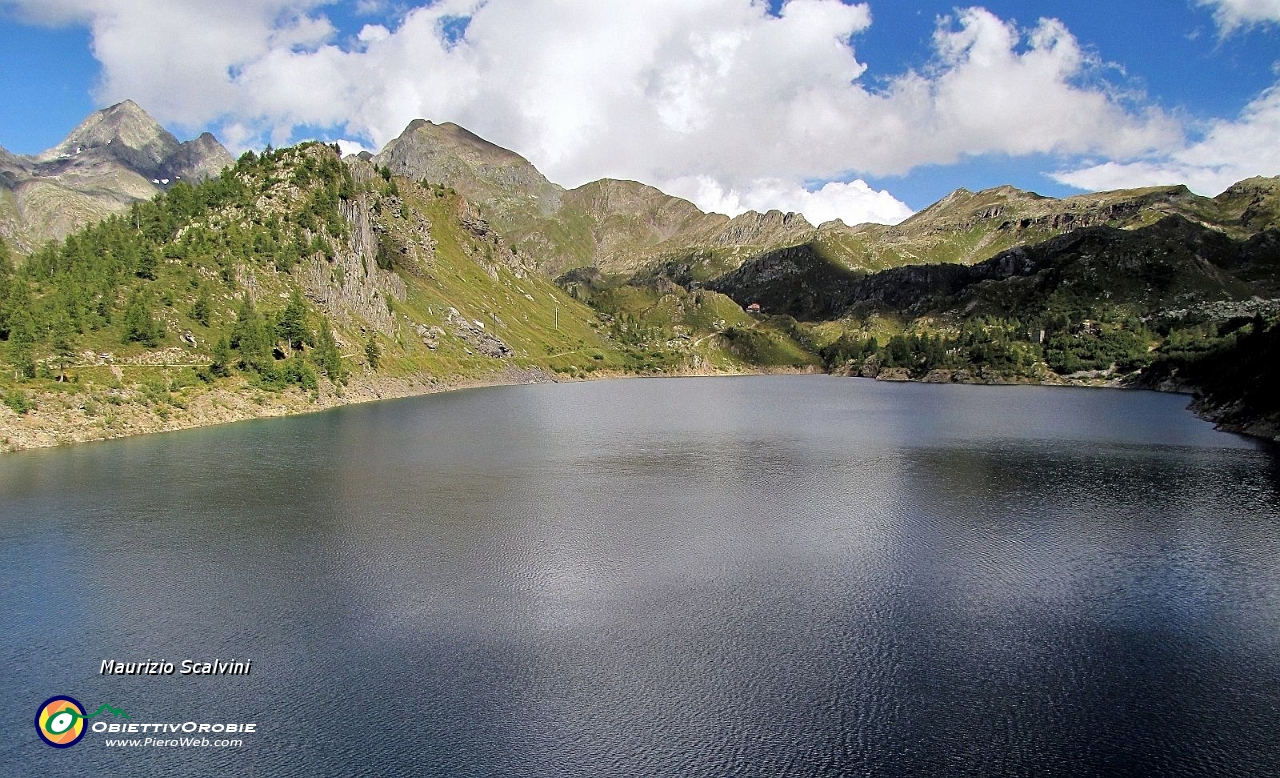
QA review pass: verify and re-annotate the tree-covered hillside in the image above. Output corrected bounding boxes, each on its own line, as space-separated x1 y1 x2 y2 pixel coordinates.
0 142 820 449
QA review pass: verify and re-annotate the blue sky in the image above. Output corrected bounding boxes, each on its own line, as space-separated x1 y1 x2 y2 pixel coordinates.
1 1 1278 224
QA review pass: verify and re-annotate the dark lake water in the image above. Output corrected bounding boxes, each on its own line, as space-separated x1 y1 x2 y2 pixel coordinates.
3 376 1280 776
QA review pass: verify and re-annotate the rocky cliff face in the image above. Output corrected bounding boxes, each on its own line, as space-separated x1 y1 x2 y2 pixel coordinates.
296 193 408 336
706 209 814 247
701 212 1280 323
0 100 233 251
168 132 236 182
36 100 184 174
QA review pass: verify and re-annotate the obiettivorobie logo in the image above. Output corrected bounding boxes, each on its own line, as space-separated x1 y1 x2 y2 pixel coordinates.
35 696 129 748
34 695 258 749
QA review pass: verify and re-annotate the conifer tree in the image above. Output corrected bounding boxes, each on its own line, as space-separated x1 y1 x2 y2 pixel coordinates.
122 291 163 347
190 287 211 327
210 336 233 378
8 304 36 379
231 296 273 374
277 289 311 353
315 320 345 383
51 314 77 382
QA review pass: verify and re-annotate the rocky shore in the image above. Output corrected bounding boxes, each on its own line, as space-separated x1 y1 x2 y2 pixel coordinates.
0 367 554 454
0 363 803 454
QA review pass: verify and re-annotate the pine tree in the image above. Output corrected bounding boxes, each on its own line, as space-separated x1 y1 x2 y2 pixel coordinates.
51 314 77 382
190 288 211 327
230 296 255 349
364 333 381 370
231 297 273 375
122 291 163 347
8 305 36 379
0 240 11 302
277 289 311 353
136 247 159 280
0 258 18 340
315 320 345 383
210 335 233 378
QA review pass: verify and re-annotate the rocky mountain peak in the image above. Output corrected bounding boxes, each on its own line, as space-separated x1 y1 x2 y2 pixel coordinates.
38 99 180 169
1214 174 1280 231
29 100 233 185
2 100 234 250
981 184 1046 201
375 118 564 221
566 178 703 222
166 132 235 182
377 119 541 176
901 185 1047 229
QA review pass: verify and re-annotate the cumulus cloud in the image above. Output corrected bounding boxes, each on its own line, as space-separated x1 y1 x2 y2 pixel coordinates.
666 176 913 226
3 0 337 126
335 138 372 157
3 1 1189 225
1197 0 1280 33
1053 84 1280 195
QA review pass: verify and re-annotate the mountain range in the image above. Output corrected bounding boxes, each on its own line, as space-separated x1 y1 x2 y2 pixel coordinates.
0 100 233 252
367 114 1280 281
7 100 1279 288
0 100 1278 447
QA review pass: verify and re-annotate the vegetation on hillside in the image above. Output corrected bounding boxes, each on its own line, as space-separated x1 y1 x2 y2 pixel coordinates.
2 122 1279 446
1139 316 1280 434
0 141 826 448
0 144 355 395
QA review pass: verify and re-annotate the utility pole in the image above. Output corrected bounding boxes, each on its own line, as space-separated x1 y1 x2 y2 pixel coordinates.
555 305 559 331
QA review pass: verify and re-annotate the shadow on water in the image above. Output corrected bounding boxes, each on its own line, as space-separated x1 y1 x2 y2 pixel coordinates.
2 376 1279 776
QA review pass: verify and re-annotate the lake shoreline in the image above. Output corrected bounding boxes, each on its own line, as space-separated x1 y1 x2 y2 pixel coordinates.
0 363 816 454
2 362 1271 454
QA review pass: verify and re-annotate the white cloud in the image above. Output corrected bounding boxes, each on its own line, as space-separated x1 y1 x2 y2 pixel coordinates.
335 138 372 157
1053 84 1280 195
666 175 913 226
217 121 261 157
3 1 1192 224
1197 0 1280 33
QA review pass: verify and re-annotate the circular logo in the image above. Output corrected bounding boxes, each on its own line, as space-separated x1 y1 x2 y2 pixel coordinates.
35 696 87 748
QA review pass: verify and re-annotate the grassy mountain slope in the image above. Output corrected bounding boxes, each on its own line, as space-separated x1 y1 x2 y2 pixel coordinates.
809 182 1265 273
365 117 1280 288
788 215 1280 393
828 215 1277 321
545 175 1280 427
371 122 817 276
0 142 597 449
0 141 815 450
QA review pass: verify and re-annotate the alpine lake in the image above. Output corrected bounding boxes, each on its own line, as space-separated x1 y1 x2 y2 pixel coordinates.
4 375 1280 776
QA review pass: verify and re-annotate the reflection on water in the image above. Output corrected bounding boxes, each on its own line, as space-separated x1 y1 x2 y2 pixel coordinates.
2 377 1278 776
